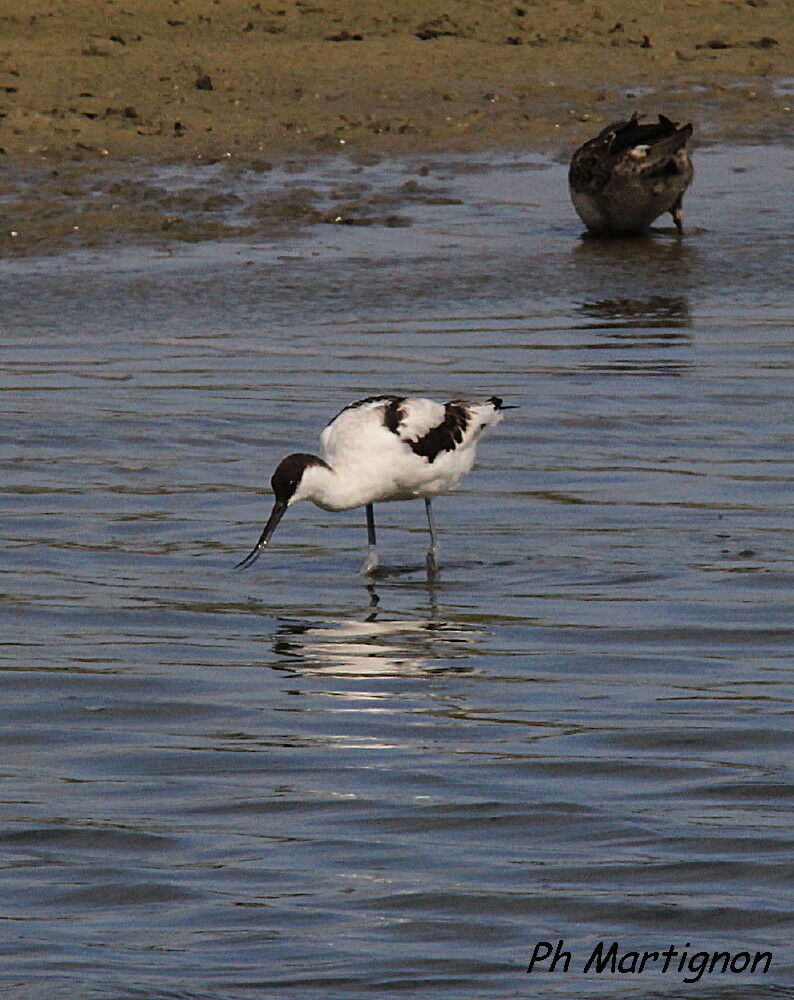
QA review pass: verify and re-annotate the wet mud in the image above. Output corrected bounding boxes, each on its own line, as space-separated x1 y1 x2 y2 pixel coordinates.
0 158 438 254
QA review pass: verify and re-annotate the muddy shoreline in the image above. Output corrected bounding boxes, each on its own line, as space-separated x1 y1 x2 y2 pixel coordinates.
0 0 790 255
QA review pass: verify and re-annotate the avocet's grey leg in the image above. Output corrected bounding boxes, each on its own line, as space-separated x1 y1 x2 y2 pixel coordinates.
424 497 439 574
361 502 378 575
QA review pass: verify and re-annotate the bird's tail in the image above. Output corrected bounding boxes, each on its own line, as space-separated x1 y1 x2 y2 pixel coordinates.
460 395 517 435
647 122 693 160
635 121 693 180
487 396 518 411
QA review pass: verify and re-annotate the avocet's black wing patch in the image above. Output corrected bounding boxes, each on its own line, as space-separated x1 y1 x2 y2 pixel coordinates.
326 394 404 429
407 403 471 462
321 394 506 469
382 397 406 434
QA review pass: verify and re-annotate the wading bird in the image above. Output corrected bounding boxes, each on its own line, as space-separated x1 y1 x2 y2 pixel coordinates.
236 394 511 574
569 113 694 236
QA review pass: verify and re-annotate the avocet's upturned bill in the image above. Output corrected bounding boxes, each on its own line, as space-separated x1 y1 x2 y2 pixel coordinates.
236 394 513 575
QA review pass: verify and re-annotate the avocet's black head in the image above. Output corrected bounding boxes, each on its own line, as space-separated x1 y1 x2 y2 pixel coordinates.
270 453 323 504
235 453 329 570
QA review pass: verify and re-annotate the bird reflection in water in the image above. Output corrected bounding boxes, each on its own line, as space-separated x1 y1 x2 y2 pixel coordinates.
573 294 693 377
572 227 700 282
272 584 480 678
577 294 692 331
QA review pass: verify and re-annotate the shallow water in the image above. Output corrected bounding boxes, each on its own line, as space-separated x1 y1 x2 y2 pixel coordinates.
1 146 792 999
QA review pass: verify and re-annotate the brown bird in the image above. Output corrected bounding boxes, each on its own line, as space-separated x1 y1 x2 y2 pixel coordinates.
569 113 694 236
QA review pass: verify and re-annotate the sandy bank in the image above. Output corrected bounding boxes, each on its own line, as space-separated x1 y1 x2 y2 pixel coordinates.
1 0 790 161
